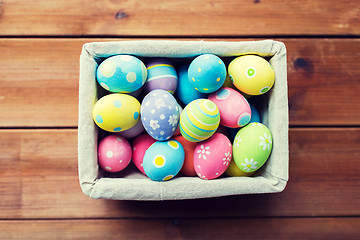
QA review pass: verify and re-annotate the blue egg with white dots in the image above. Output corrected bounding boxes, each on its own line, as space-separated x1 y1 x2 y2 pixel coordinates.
188 54 226 93
143 140 185 181
141 89 180 141
96 55 147 93
175 64 207 106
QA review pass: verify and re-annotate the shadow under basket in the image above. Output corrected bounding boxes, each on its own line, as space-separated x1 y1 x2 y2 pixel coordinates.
78 40 288 201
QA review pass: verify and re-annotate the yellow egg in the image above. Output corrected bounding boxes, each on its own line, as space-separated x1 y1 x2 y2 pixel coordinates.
228 55 275 95
93 93 140 132
225 157 255 177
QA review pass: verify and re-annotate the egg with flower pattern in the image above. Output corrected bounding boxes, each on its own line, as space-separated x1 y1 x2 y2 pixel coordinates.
140 89 180 141
194 133 232 180
96 55 147 93
93 93 140 132
232 123 273 173
143 140 185 181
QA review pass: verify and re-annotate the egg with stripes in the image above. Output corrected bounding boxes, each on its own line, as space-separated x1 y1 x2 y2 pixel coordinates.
144 58 178 94
179 99 220 142
96 55 147 93
143 140 185 181
93 93 141 132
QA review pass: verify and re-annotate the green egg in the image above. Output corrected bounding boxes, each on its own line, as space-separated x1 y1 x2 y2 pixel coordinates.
232 123 272 173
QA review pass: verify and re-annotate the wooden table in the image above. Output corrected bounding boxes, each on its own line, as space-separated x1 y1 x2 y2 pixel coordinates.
1 1 360 239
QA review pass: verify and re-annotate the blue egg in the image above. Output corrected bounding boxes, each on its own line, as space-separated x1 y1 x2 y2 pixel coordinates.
188 54 226 93
175 64 208 106
143 140 185 181
96 55 147 93
140 89 180 141
227 102 261 141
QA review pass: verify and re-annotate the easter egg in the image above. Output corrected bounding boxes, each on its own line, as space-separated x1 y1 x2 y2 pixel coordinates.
208 87 251 128
188 54 226 93
132 134 156 175
140 89 180 141
194 133 232 180
233 123 273 173
227 102 261 141
225 158 255 177
98 135 132 172
179 99 220 142
144 58 178 94
118 119 144 139
173 135 197 176
96 55 147 93
176 64 207 105
93 93 140 132
143 140 185 181
228 55 275 95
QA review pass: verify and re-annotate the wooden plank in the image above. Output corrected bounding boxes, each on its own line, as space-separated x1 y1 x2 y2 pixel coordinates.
1 38 360 127
0 128 359 219
1 218 360 240
0 0 359 36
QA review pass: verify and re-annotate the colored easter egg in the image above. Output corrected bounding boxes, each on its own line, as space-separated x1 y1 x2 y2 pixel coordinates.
179 99 220 142
132 134 157 175
188 54 226 93
227 102 261 141
98 135 132 172
225 157 255 177
143 140 185 181
208 87 251 128
144 58 178 94
140 89 180 141
93 93 140 132
118 119 145 139
176 64 207 105
233 123 273 173
228 55 275 95
96 55 147 93
173 135 197 176
194 133 232 180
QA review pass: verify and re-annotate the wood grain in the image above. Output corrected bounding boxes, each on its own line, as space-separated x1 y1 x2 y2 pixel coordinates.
1 38 360 127
0 0 359 36
1 128 359 219
1 218 359 240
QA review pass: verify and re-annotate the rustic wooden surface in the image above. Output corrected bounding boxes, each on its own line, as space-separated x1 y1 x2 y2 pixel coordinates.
1 0 360 239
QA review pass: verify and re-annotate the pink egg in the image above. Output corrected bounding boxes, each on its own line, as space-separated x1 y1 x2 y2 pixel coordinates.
194 133 232 180
98 135 132 172
208 87 251 128
132 134 156 174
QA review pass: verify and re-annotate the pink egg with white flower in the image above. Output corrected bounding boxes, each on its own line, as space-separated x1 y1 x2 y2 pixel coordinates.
98 135 132 172
132 134 156 174
208 87 251 128
194 133 232 180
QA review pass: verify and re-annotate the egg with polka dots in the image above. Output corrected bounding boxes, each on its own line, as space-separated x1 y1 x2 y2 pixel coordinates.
96 55 147 93
143 140 185 181
194 133 232 180
208 87 251 128
140 89 180 141
228 55 275 95
93 93 140 132
188 54 226 93
98 135 132 173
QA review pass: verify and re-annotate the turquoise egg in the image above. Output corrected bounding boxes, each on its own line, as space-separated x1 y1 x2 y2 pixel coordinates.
176 64 207 106
143 140 185 181
188 54 226 93
96 55 147 93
